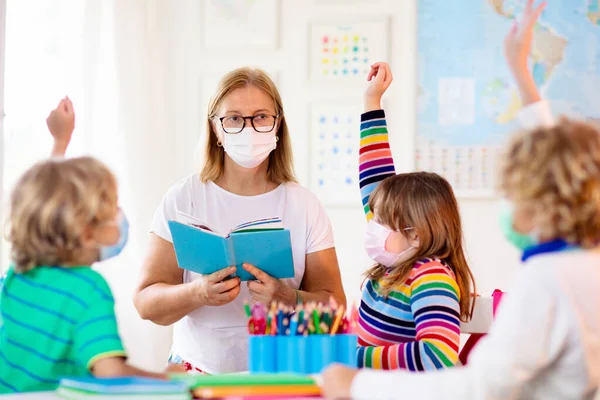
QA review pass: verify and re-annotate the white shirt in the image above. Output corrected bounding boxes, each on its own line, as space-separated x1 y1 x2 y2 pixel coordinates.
151 175 334 373
352 102 600 399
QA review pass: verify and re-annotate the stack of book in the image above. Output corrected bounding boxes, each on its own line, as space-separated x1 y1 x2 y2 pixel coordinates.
56 377 191 400
171 373 321 399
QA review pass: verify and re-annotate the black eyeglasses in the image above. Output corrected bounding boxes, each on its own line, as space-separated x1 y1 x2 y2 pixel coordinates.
216 114 280 134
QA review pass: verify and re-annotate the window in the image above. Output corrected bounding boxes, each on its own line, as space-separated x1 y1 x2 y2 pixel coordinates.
1 0 84 271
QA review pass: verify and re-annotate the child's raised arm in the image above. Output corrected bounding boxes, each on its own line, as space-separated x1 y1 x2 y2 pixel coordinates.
359 62 396 221
47 96 75 157
505 0 555 129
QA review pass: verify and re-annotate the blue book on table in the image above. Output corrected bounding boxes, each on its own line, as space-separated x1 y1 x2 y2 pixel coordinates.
168 215 294 281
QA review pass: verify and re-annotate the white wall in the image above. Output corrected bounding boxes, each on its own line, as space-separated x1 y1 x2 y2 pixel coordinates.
127 0 523 369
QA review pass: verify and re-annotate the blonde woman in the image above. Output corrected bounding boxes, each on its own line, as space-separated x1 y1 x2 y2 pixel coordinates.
134 68 346 374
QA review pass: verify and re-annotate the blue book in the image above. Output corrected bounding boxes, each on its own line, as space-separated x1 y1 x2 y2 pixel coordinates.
168 215 294 281
58 377 189 394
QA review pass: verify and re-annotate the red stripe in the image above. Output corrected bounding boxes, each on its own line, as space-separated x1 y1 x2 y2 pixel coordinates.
360 142 391 154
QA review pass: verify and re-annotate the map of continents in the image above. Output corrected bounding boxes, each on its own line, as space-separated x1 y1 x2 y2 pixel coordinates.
416 0 600 196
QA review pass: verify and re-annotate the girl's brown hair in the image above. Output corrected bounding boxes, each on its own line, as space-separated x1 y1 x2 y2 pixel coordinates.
200 67 296 184
366 172 475 321
499 118 600 248
6 157 117 273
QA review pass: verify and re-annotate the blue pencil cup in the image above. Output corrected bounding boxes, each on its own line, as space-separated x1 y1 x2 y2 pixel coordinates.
276 335 308 374
248 335 277 373
336 334 358 367
307 335 336 374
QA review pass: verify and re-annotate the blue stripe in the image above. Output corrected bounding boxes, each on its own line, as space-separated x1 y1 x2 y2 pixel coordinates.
414 311 460 326
1 313 73 345
5 338 76 366
423 342 443 370
2 290 76 324
360 119 387 129
78 334 121 353
411 289 457 304
0 351 59 385
0 377 17 392
14 275 87 308
76 315 117 332
51 268 111 301
359 165 396 181
405 343 415 370
358 307 416 337
356 346 365 368
365 282 412 313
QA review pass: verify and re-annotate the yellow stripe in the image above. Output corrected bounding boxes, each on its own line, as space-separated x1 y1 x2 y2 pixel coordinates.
422 339 458 363
372 347 384 369
411 273 459 291
360 134 389 146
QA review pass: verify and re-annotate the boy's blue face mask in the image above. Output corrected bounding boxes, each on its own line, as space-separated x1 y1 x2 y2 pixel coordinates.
98 209 129 261
499 200 538 251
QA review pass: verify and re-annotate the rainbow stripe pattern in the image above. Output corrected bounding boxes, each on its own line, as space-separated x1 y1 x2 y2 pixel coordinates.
356 110 462 371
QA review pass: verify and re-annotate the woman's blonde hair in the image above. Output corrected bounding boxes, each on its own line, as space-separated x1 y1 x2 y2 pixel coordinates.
499 118 600 248
200 67 296 184
366 172 475 321
6 157 117 273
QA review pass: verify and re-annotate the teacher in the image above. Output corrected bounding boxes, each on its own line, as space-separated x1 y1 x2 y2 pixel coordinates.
134 67 346 374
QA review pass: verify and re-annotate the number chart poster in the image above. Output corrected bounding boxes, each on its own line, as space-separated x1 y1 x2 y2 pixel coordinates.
309 18 389 81
310 103 362 206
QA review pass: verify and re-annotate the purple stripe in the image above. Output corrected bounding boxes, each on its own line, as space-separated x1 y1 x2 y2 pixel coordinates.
360 321 415 343
359 157 394 172
417 320 460 332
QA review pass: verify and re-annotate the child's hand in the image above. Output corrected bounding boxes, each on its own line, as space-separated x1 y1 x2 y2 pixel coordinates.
47 97 75 157
365 62 393 112
321 364 359 399
504 0 545 105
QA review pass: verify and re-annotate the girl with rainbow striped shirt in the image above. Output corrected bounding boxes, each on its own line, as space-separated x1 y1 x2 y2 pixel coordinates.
356 62 476 371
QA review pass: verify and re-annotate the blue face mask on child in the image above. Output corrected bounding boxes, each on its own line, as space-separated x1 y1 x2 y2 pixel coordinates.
98 209 129 261
498 200 537 251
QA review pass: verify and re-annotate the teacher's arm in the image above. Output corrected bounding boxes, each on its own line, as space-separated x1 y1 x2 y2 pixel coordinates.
133 233 240 326
299 248 346 306
244 248 346 307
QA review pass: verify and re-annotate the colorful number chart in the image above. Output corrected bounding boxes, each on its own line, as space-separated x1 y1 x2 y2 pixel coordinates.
310 103 362 206
309 18 389 81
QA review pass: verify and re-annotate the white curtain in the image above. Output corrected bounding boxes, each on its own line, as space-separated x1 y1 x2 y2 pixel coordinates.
79 0 179 370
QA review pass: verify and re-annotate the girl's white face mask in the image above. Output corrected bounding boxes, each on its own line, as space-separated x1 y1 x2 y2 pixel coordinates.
222 127 277 169
364 220 417 267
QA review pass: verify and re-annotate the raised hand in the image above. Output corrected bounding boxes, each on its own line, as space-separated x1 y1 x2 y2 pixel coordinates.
47 97 75 157
504 0 546 104
365 62 393 112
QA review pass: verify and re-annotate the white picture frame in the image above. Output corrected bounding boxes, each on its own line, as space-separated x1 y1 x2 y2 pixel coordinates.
309 100 364 207
308 16 389 83
203 0 279 49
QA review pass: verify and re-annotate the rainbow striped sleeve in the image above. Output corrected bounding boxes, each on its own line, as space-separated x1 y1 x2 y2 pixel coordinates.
357 261 462 371
359 110 396 221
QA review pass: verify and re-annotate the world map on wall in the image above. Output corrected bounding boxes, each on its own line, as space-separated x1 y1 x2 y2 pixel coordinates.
415 0 600 195
418 0 600 146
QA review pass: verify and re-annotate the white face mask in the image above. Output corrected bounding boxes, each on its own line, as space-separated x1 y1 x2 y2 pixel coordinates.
222 127 277 169
365 220 417 267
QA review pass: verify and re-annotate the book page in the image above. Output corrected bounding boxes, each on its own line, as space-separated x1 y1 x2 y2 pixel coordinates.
176 211 220 233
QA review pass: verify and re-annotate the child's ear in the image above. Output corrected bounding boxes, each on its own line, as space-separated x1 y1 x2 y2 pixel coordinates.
408 230 420 248
80 224 97 248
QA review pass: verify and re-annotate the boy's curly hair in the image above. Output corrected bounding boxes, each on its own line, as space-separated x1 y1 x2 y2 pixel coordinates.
499 118 600 248
5 157 117 272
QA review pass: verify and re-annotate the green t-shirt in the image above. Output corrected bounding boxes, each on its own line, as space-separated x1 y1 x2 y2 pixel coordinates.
0 266 126 393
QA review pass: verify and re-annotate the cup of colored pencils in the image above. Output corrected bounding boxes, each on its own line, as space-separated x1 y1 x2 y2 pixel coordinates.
246 298 358 374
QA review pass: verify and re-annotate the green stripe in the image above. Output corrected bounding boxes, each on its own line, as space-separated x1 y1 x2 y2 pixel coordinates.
360 127 388 138
426 342 454 367
411 282 458 297
365 347 374 368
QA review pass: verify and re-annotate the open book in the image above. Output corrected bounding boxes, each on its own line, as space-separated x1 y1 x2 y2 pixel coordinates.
168 212 294 281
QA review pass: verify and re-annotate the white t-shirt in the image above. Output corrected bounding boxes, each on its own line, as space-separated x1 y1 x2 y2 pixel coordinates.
151 174 335 373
